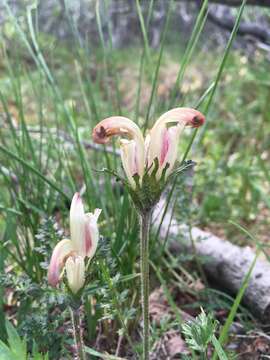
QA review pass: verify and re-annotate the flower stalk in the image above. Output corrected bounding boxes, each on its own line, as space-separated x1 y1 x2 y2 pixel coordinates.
70 305 86 360
139 210 151 360
92 107 205 359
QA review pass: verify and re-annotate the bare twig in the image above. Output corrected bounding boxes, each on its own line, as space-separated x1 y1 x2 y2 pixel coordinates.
115 334 124 357
11 126 120 156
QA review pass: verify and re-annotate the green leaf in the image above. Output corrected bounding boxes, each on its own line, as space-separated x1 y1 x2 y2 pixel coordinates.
85 346 125 359
118 273 140 283
212 335 228 360
182 309 218 353
5 320 27 360
32 341 49 360
0 340 13 360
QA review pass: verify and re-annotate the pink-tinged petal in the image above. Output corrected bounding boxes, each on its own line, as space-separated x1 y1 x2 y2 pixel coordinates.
93 208 102 221
156 126 182 180
160 128 170 166
84 223 92 256
144 134 151 159
48 239 74 287
120 139 144 189
70 193 86 256
153 107 205 130
84 209 102 259
65 255 85 294
147 108 205 179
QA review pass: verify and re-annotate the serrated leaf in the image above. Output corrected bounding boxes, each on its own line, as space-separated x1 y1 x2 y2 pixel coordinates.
0 340 13 360
6 321 27 359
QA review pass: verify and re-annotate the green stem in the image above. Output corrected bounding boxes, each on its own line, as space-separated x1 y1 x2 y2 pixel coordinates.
139 211 151 360
203 350 208 360
70 306 86 360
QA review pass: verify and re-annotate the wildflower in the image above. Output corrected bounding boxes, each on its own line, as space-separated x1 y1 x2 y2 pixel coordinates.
48 193 101 293
92 108 204 189
92 107 204 360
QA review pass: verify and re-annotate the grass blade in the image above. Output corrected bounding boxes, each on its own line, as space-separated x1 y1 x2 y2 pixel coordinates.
0 144 69 201
213 222 259 359
170 0 209 108
144 0 173 131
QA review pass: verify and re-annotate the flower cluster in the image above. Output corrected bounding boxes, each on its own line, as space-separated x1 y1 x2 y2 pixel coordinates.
48 193 101 294
93 107 205 211
93 108 204 187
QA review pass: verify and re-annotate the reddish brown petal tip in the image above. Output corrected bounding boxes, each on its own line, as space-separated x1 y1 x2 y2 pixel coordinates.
187 111 205 128
92 125 108 144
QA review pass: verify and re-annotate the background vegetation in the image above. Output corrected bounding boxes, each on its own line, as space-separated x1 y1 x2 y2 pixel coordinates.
0 0 269 358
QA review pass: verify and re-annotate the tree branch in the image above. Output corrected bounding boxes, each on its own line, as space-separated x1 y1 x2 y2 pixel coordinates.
12 126 120 156
192 0 270 7
208 8 270 44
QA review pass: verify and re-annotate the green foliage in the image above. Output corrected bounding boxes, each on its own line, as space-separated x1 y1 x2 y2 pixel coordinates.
0 217 71 358
0 321 48 360
0 0 268 357
34 217 64 272
182 309 218 354
0 271 69 358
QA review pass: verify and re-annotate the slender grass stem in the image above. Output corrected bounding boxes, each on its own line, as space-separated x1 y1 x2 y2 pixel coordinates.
0 144 69 201
70 306 86 360
139 211 151 360
203 350 208 360
189 225 208 286
169 0 209 108
144 0 173 132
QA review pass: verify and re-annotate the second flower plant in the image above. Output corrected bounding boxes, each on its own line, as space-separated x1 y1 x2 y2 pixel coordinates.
48 192 101 294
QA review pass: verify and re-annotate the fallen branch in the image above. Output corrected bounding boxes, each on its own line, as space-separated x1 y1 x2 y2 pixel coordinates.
153 199 270 321
188 0 270 7
208 8 270 44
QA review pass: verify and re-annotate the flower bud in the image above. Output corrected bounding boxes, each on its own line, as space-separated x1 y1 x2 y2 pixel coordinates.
65 256 85 294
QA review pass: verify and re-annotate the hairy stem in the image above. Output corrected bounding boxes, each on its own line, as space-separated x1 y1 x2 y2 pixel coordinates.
140 211 151 360
70 306 86 360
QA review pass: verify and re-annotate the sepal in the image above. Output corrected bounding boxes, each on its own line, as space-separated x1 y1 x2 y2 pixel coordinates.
127 160 196 214
95 167 127 184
